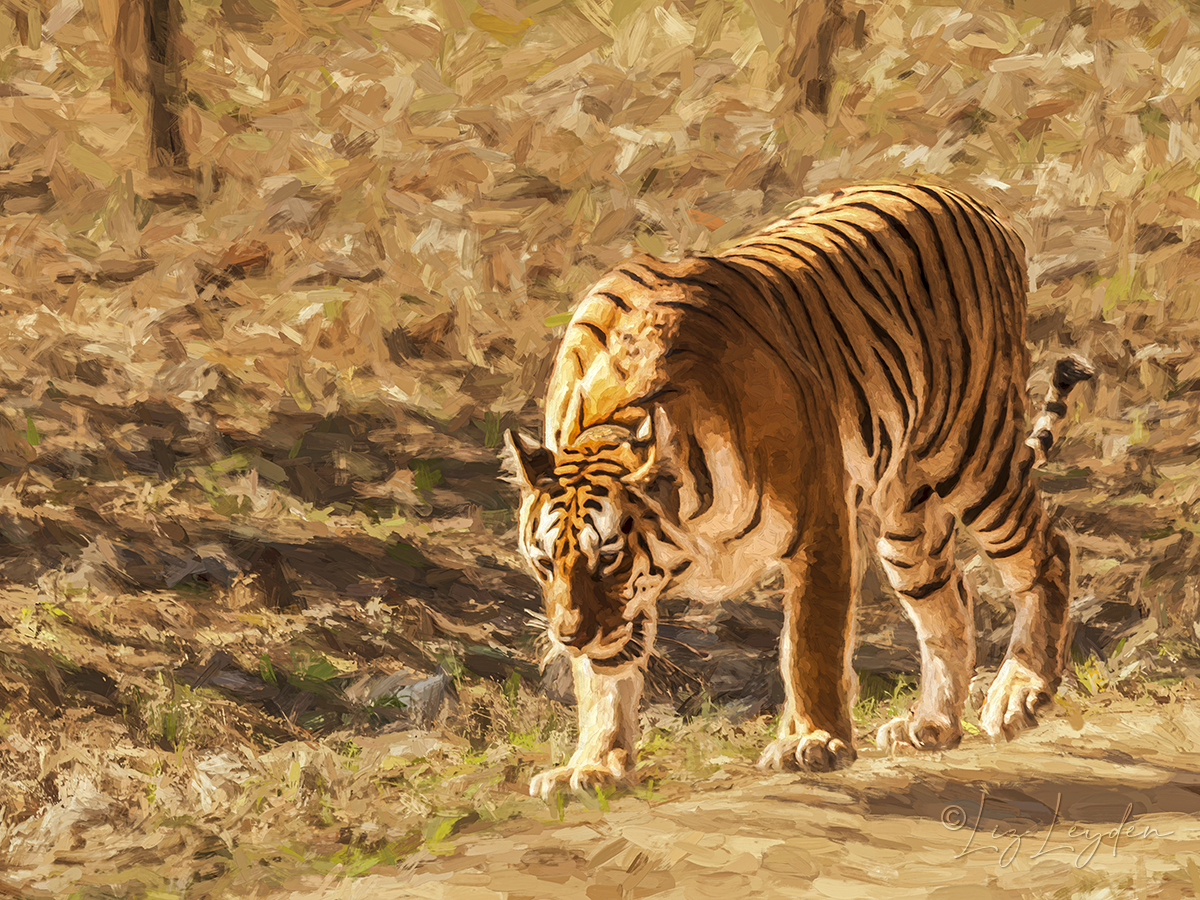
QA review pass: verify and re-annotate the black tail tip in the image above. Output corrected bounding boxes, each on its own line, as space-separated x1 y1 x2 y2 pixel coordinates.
1052 354 1096 392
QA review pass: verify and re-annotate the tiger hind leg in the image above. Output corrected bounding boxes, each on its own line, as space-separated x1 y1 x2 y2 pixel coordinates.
874 496 976 752
968 461 1071 742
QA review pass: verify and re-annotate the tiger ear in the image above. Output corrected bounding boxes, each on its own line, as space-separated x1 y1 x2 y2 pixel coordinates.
504 429 555 491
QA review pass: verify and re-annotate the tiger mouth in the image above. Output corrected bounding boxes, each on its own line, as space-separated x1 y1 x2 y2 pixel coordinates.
590 616 654 670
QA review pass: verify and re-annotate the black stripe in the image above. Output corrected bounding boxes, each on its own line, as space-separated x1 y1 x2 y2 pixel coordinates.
981 486 1037 545
570 441 622 454
706 256 796 342
884 530 921 542
859 407 875 457
919 358 953 458
727 252 831 383
953 570 970 607
670 560 693 577
685 430 714 519
843 201 950 456
619 267 653 288
809 221 907 324
934 189 1001 363
557 463 627 478
961 438 1026 527
709 256 818 377
882 555 916 569
576 321 608 345
935 397 990 499
732 487 764 540
987 518 1037 560
874 420 892 483
817 222 919 406
634 262 683 284
784 234 915 412
633 385 681 407
915 189 990 451
598 291 631 312
746 238 870 378
900 565 954 600
905 483 934 513
872 346 909 430
782 525 805 559
904 185 978 330
930 523 955 558
825 219 904 309
919 186 991 324
842 202 938 315
954 192 1020 353
657 291 804 403
976 478 1034 536
835 216 933 432
1044 400 1067 416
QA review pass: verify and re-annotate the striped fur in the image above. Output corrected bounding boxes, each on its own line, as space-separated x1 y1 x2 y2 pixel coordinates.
509 183 1090 798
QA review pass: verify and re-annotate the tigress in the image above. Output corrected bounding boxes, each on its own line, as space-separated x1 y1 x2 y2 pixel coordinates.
505 183 1092 798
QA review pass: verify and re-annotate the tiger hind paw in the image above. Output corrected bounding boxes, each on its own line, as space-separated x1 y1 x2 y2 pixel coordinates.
981 659 1054 742
876 713 963 752
756 730 856 773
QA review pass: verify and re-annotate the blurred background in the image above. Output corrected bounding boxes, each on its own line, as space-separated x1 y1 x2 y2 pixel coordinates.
1 0 1199 891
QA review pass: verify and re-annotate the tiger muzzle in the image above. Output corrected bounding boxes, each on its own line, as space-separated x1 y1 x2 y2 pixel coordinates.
558 614 653 670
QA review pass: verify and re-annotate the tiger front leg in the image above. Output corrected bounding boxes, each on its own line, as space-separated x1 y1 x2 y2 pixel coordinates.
529 656 644 800
758 516 858 774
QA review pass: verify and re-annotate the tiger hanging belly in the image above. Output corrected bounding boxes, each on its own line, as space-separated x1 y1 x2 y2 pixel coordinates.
509 183 1090 797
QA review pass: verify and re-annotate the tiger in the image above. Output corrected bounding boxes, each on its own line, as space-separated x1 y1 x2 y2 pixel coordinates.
505 183 1093 798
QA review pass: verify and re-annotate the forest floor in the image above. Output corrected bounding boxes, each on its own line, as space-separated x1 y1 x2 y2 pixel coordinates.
6 688 1200 899
344 698 1200 900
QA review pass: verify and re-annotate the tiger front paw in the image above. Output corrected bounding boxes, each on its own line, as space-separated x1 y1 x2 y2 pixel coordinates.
981 659 1054 742
876 712 963 752
528 749 632 800
756 729 856 773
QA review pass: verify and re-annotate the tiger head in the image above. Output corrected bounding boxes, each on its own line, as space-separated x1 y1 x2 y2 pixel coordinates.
504 416 670 672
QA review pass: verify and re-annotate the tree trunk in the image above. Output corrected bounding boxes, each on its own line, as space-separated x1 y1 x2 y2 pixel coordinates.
8 0 37 48
113 0 189 173
777 0 848 117
145 0 187 171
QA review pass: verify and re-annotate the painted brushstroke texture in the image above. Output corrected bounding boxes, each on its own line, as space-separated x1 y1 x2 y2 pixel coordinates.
0 0 1198 896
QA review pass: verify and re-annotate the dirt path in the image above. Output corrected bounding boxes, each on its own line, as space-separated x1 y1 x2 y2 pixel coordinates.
280 700 1200 900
